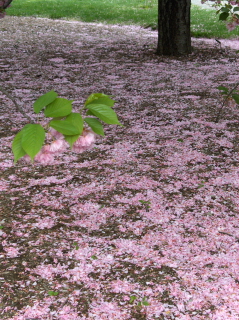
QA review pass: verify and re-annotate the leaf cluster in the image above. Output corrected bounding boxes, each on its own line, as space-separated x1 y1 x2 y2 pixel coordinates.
12 91 122 163
216 3 239 21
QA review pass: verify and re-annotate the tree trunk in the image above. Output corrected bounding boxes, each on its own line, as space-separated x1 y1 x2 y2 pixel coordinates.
157 0 191 56
3 0 13 9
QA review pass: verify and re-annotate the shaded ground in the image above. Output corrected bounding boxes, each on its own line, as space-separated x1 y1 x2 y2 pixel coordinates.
1 16 239 320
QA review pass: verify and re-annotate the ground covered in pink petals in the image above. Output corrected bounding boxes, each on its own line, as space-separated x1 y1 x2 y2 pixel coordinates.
1 16 239 320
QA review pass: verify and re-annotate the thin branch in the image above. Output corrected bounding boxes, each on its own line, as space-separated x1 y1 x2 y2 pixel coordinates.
215 82 239 123
218 231 239 243
215 38 222 51
0 86 34 123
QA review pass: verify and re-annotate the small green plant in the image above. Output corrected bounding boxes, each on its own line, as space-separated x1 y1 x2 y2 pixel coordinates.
129 295 150 306
197 181 205 189
217 85 239 103
139 199 151 210
139 297 150 306
215 84 239 122
0 219 4 230
11 91 122 164
129 295 137 304
73 242 79 250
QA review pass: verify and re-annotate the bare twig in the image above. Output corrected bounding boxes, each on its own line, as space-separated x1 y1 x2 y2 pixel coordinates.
215 38 222 51
218 231 239 243
0 86 34 123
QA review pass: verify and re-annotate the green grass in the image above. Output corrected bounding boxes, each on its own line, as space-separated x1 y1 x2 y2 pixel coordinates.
191 5 239 38
5 0 239 39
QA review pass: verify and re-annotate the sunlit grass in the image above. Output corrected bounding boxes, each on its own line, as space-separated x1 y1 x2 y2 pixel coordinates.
191 5 239 38
5 0 239 38
6 0 157 26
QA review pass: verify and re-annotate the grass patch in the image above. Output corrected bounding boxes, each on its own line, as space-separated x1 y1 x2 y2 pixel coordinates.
5 0 239 38
191 5 239 38
6 0 158 26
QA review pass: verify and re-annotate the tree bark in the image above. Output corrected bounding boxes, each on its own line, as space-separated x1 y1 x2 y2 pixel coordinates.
3 0 13 9
157 0 191 56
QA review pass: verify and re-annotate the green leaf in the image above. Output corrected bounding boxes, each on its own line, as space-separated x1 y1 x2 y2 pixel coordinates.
48 291 59 296
129 295 137 304
12 129 27 163
66 113 83 135
33 90 58 114
217 85 229 93
85 93 113 106
86 104 122 125
64 134 80 148
21 124 45 160
85 110 95 116
73 242 79 250
84 117 105 136
44 98 72 118
219 12 229 20
91 255 98 260
141 298 150 306
233 7 239 12
197 182 205 189
221 7 230 12
50 120 80 135
0 226 3 229
87 96 115 107
232 93 239 104
139 200 151 205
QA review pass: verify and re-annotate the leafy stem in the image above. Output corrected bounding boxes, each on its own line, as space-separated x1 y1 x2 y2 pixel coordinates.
215 82 239 122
